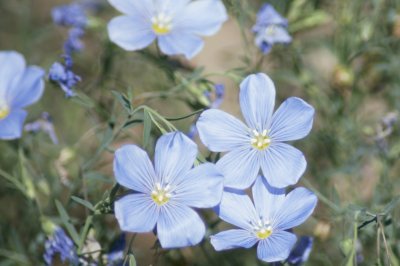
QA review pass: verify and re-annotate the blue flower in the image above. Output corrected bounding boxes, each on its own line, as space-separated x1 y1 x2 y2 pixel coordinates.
48 56 81 97
0 51 45 140
51 3 88 28
286 236 313 265
24 112 58 144
107 0 228 59
113 131 224 248
253 4 292 54
196 73 314 189
106 234 126 266
210 176 317 263
64 27 86 54
43 227 78 265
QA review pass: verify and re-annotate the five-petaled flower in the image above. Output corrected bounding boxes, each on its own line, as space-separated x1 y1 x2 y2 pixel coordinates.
253 4 292 54
114 131 224 248
107 0 228 59
210 176 317 263
197 73 315 189
0 51 45 140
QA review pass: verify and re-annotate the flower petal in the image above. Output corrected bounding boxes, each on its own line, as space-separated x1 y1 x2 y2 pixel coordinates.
172 163 224 208
252 176 285 222
257 231 297 262
260 143 307 188
158 31 204 59
0 51 25 98
114 144 157 193
108 0 154 18
239 73 276 131
197 109 249 152
114 193 159 233
217 147 260 189
8 66 45 109
154 132 197 185
176 0 228 36
0 109 27 140
215 189 258 231
270 97 315 142
273 187 317 230
157 203 205 248
108 15 156 51
210 229 258 251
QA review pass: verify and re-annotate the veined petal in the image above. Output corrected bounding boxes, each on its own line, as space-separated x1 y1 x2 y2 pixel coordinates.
260 143 306 188
172 163 224 208
154 132 197 185
114 144 157 194
210 229 258 251
108 16 156 51
257 231 297 262
239 73 276 132
0 109 27 140
215 189 258 231
252 176 285 222
217 147 260 189
157 203 205 248
270 97 315 142
176 0 228 36
158 31 204 59
197 109 249 152
108 0 154 19
8 66 45 109
273 187 317 231
155 0 190 15
0 51 25 98
114 193 159 233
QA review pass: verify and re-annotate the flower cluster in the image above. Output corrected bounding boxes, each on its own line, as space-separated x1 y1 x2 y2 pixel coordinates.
48 55 81 98
43 227 78 265
253 4 292 54
114 73 317 263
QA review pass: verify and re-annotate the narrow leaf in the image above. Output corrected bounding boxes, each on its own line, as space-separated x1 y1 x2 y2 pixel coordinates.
71 196 95 212
55 200 80 245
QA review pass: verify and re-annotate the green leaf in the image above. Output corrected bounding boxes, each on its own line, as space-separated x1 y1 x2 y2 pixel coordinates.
55 200 80 245
71 196 95 212
112 90 132 114
143 110 152 148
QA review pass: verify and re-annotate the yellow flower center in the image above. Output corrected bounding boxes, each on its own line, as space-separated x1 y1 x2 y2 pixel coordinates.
0 104 10 120
250 129 271 150
253 219 273 240
265 25 277 36
151 182 172 206
151 13 172 35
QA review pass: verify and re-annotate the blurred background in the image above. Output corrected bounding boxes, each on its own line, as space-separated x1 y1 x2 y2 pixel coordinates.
1 0 400 265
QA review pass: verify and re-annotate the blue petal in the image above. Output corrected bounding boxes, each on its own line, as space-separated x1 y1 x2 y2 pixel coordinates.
114 144 157 193
217 147 259 189
252 176 285 221
114 193 159 233
172 163 224 208
260 143 306 188
287 236 314 265
270 97 314 142
157 203 205 248
197 109 249 152
0 51 25 98
108 0 154 18
253 4 288 29
108 16 156 51
154 132 197 185
210 229 258 251
158 31 204 59
215 190 258 231
0 109 27 140
257 231 297 262
176 0 228 36
8 66 45 109
157 0 190 14
273 187 317 230
239 73 276 131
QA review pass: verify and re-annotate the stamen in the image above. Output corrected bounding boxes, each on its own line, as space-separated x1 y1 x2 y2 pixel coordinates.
252 218 273 240
151 13 173 35
151 182 173 206
250 129 271 150
0 103 10 120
